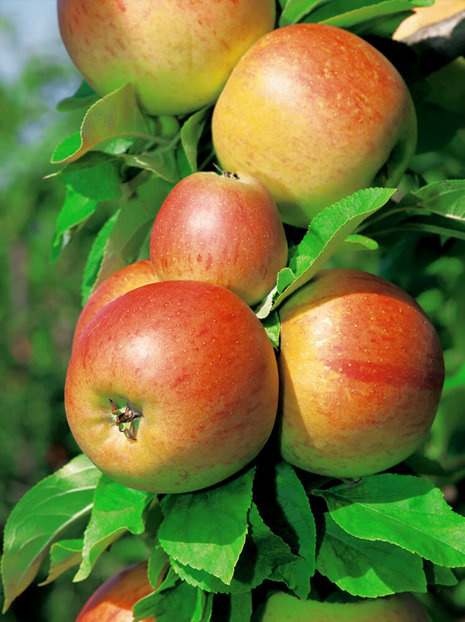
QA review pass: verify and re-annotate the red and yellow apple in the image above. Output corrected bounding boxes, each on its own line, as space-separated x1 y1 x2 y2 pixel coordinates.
278 268 444 478
212 23 417 228
65 280 278 493
259 591 431 621
150 171 288 307
57 0 276 116
76 561 158 621
72 260 159 348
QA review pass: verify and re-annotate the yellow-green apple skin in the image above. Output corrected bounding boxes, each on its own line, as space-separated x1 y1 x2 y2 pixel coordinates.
65 280 278 493
212 23 417 228
72 260 159 349
76 562 158 621
259 592 432 621
150 171 288 307
278 268 444 478
57 0 276 116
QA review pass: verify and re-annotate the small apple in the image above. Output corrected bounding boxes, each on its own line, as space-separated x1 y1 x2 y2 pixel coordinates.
278 268 444 478
393 0 465 41
212 23 417 228
72 260 159 348
258 591 431 621
76 561 160 621
150 170 288 307
57 0 276 116
65 280 278 493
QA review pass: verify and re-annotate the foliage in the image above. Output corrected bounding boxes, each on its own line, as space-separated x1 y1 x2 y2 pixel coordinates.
2 0 465 620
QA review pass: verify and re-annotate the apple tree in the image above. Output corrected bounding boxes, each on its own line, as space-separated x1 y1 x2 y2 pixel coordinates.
2 1 465 620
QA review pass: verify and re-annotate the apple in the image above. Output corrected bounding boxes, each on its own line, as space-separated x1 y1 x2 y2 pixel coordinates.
57 0 276 117
65 280 278 493
150 170 288 307
212 23 417 228
278 268 444 478
72 260 159 348
258 591 431 621
76 561 161 621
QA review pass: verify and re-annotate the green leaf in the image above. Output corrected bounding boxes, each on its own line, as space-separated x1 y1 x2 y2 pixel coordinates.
305 0 433 29
133 572 201 622
265 462 316 598
60 152 123 201
51 83 153 165
411 179 465 221
158 468 255 584
88 176 173 295
260 311 281 349
50 187 98 263
343 234 379 251
424 562 458 587
55 80 98 113
81 210 120 305
316 513 427 597
171 502 297 594
314 474 465 568
255 187 395 318
74 476 151 581
1 455 100 613
229 592 252 622
39 539 83 586
279 0 327 26
120 150 180 183
178 107 210 176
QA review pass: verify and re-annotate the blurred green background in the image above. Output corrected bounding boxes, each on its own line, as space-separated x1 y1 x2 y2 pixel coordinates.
0 3 150 619
1 1 465 620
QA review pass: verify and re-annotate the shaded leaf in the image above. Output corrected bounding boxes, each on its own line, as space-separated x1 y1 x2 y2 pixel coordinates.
1 455 100 612
60 152 123 201
316 513 427 597
50 188 98 263
74 476 151 581
158 468 255 584
51 84 153 165
39 539 83 586
314 474 465 568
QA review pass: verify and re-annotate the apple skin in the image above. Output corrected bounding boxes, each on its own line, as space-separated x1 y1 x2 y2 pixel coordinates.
278 268 444 478
57 0 276 116
76 561 158 621
258 592 431 621
65 280 278 493
72 260 159 349
150 171 288 307
212 23 417 228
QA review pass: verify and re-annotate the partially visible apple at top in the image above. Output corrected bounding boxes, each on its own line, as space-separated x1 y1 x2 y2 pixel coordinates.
57 0 276 116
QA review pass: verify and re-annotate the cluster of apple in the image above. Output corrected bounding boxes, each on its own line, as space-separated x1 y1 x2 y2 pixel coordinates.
58 0 444 619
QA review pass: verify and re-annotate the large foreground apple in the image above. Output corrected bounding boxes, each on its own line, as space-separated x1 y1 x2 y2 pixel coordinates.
150 171 288 306
57 0 276 116
212 23 417 227
278 268 444 478
72 260 159 348
76 562 159 621
259 591 431 621
65 280 278 493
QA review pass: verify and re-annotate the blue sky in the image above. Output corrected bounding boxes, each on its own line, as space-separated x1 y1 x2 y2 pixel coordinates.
0 0 72 82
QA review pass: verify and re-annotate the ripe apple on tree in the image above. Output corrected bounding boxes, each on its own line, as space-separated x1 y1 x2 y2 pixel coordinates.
76 561 162 621
212 23 417 228
278 268 445 478
65 280 279 493
150 170 288 307
258 591 432 621
57 0 276 116
72 260 159 348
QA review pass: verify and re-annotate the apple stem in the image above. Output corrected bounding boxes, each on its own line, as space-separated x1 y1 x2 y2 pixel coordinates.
212 162 239 180
109 399 142 441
